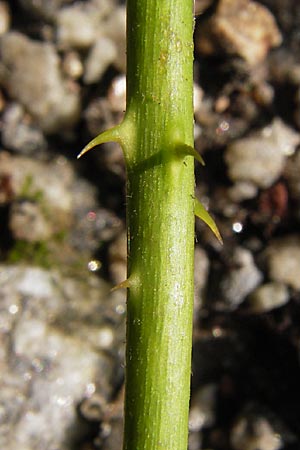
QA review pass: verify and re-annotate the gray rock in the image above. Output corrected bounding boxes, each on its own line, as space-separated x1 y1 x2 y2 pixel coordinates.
225 119 300 189
189 384 217 432
232 418 282 450
70 207 123 253
1 103 47 155
57 0 112 49
195 0 282 65
0 152 74 220
0 32 80 133
231 408 283 450
0 151 126 264
228 181 258 202
9 200 53 242
107 74 126 113
0 264 121 450
84 97 112 137
218 247 263 309
247 282 289 313
102 6 126 73
84 36 117 84
61 50 83 80
266 235 300 291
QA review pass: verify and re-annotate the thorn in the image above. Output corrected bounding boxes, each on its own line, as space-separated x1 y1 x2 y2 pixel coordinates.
111 278 131 292
77 142 94 159
194 199 223 244
77 126 121 159
176 144 205 165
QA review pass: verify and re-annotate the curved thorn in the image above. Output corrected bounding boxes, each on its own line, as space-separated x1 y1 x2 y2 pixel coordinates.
175 144 205 165
194 199 223 244
77 126 121 159
111 278 131 292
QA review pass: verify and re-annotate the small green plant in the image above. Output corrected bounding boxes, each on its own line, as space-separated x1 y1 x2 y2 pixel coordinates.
8 240 51 267
20 174 44 203
79 0 221 449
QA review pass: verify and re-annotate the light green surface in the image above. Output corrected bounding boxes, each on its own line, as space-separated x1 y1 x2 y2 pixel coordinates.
123 1 194 449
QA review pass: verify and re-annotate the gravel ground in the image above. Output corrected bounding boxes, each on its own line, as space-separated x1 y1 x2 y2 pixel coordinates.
1 0 300 449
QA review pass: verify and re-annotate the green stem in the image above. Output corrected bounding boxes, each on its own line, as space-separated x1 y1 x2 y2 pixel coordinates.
123 1 195 449
78 0 221 447
78 0 221 446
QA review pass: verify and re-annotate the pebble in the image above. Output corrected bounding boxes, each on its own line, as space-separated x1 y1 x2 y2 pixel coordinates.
56 0 112 49
0 32 80 133
0 152 74 217
225 119 300 189
231 410 283 450
247 282 289 313
84 36 117 84
70 207 122 253
61 51 83 80
1 103 47 155
193 83 204 114
108 74 127 113
189 384 217 432
195 0 282 65
266 235 300 291
0 264 120 450
84 97 111 137
9 200 53 242
80 392 107 422
228 181 258 202
217 247 263 310
12 266 55 298
102 6 126 73
0 151 119 263
261 0 300 52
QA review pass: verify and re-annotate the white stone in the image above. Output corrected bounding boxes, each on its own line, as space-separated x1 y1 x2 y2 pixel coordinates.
266 236 300 291
84 37 117 84
248 282 289 313
0 32 80 133
225 119 300 189
57 0 112 49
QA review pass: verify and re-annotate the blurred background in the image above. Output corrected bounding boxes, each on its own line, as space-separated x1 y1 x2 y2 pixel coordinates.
0 0 300 449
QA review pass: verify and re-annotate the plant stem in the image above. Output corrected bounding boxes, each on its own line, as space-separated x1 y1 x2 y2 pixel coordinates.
123 1 195 449
79 0 220 446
